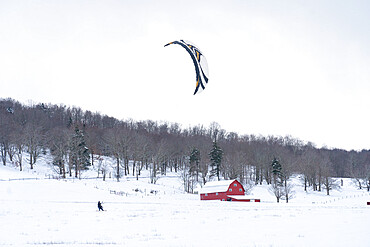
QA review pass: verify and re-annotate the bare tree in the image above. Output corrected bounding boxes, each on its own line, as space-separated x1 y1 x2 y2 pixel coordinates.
322 176 339 196
298 145 321 191
96 156 110 181
0 114 11 166
363 164 370 192
283 181 295 202
150 139 168 184
103 127 128 182
180 157 197 193
10 127 25 171
24 123 43 169
269 182 284 203
48 127 69 178
319 150 339 195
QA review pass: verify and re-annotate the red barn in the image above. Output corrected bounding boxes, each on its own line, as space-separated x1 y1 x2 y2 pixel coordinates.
200 179 245 201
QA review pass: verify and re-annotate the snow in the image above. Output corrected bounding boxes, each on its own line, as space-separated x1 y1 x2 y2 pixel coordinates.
199 179 236 194
1 156 370 246
227 195 260 201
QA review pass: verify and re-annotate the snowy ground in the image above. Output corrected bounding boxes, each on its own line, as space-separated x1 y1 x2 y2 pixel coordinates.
1 157 370 246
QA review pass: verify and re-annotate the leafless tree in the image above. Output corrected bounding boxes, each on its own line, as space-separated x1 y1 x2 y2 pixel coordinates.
322 176 339 196
180 158 197 193
24 123 43 169
283 181 295 202
103 127 128 181
10 127 25 171
269 182 284 203
2 97 370 192
96 156 110 181
48 127 69 178
363 164 370 192
0 114 11 166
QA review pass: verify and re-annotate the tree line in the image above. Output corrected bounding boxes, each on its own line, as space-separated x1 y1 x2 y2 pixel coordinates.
1 98 369 194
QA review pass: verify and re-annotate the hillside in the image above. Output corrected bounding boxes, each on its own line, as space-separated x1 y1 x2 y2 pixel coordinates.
2 151 369 204
1 154 370 246
2 98 370 186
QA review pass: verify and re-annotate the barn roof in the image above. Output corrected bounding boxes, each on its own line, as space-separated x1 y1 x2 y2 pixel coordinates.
199 180 238 194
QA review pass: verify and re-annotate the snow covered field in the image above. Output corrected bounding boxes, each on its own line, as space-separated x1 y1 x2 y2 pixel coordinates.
1 159 370 246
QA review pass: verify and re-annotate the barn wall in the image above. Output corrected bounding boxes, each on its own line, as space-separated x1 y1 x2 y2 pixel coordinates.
200 180 246 201
226 181 245 196
200 192 228 201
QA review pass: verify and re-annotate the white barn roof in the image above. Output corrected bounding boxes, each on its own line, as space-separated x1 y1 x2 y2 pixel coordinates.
199 180 237 194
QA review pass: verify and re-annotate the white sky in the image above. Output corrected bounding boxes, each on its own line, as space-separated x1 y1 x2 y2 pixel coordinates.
1 0 369 151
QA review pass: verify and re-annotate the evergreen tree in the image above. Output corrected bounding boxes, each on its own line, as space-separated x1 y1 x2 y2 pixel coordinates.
70 125 91 178
270 157 294 203
189 147 200 181
209 141 223 181
190 147 200 165
271 157 282 184
52 151 65 177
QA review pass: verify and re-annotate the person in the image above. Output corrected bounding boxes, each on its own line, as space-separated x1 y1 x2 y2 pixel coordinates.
98 201 104 211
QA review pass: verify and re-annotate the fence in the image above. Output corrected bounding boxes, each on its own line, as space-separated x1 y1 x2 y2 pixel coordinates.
314 192 370 204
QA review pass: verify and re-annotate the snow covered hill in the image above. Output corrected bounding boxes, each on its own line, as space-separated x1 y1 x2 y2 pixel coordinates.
1 155 370 246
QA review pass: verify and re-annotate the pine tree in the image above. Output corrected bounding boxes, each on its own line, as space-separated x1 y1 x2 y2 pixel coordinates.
269 157 294 203
270 157 283 202
71 126 91 178
271 157 282 185
189 147 200 181
209 141 223 181
52 152 65 177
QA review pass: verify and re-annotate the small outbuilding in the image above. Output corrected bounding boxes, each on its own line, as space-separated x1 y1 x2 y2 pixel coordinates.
200 179 245 201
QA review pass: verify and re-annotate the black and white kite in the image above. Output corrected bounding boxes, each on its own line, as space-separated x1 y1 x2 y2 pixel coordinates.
164 40 209 95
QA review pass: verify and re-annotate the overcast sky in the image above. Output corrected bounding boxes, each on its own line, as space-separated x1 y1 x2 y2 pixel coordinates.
1 0 369 151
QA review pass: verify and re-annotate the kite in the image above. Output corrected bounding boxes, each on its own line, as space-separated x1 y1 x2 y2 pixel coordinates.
164 40 209 95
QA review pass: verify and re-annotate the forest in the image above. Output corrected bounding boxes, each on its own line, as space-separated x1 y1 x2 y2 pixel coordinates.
1 98 369 195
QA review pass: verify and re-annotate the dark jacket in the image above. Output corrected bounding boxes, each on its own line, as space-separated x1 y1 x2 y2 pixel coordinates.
98 201 103 210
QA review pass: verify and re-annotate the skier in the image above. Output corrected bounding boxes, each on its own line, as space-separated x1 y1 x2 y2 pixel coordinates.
98 201 104 211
